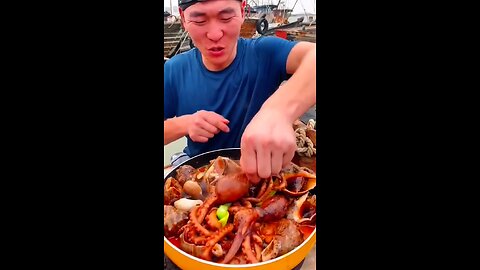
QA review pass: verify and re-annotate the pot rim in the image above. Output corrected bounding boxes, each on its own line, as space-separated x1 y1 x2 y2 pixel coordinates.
166 147 241 172
164 228 316 268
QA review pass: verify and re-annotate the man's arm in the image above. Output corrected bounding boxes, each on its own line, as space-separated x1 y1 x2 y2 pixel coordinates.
262 42 316 123
164 111 231 145
240 41 316 182
164 116 190 145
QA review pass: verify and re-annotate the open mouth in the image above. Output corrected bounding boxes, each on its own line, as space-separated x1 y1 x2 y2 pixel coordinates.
209 47 224 52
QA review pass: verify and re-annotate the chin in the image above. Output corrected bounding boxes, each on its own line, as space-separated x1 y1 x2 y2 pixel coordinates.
208 57 229 67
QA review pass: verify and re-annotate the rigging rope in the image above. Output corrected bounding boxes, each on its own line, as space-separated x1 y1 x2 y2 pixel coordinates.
295 119 316 157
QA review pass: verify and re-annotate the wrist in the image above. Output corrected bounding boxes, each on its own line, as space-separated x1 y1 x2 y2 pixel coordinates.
259 101 299 124
177 114 192 136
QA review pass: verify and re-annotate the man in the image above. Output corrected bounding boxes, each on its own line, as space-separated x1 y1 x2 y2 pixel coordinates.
164 0 316 183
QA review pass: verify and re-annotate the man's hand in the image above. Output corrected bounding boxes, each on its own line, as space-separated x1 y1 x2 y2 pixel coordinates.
239 42 316 183
240 109 297 184
187 110 230 143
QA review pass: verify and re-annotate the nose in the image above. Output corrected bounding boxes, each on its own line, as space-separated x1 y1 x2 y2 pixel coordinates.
206 24 224 41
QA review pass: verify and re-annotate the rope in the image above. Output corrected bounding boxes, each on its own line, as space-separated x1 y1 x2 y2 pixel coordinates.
175 32 189 56
295 119 316 157
307 119 315 130
167 15 178 28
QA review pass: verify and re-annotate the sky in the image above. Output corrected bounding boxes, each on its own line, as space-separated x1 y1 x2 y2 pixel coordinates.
163 0 315 15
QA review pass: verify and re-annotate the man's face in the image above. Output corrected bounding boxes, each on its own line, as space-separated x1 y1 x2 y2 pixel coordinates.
181 0 245 71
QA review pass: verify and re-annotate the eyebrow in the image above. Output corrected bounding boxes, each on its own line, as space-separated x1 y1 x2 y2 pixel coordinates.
189 11 206 18
188 7 236 18
218 7 235 16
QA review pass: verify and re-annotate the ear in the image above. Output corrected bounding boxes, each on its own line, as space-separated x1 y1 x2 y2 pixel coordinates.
179 8 184 20
179 8 186 29
241 0 246 18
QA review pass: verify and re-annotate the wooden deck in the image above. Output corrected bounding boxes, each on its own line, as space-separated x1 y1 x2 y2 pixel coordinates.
276 24 316 43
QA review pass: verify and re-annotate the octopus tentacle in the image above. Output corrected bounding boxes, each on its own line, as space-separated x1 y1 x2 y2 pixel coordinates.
205 208 222 230
177 224 188 236
243 178 275 204
249 231 264 261
228 205 244 215
254 242 262 262
243 197 261 203
256 178 268 198
275 175 287 191
251 231 263 245
200 223 234 261
241 199 253 208
196 195 217 223
191 206 212 236
184 225 195 242
256 177 275 202
183 224 207 245
191 235 208 245
221 209 258 264
242 233 258 263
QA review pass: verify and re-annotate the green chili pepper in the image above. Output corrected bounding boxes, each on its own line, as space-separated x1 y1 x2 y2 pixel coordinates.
218 214 229 227
216 203 231 220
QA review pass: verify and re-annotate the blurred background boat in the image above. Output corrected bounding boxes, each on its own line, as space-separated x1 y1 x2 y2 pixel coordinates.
163 0 316 60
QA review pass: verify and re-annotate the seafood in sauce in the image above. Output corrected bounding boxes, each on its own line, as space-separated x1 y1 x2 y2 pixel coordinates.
164 156 316 264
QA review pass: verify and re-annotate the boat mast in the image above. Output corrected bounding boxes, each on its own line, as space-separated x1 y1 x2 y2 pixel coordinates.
170 0 173 14
291 0 299 10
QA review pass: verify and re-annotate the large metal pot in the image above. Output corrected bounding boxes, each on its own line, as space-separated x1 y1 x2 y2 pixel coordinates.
164 148 316 270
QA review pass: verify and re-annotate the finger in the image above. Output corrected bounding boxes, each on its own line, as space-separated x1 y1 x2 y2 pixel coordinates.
198 120 220 134
204 114 230 133
194 127 216 139
214 121 230 133
204 111 228 123
282 146 296 168
249 175 261 184
271 149 283 176
256 144 271 179
191 135 209 143
240 138 259 184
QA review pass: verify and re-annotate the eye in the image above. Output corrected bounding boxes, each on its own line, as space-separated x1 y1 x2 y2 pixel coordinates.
220 17 233 22
191 21 206 25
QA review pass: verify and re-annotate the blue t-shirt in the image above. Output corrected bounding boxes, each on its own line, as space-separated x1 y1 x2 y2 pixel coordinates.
164 37 297 157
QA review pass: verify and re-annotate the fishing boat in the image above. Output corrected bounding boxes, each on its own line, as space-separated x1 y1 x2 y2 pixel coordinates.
256 0 316 43
163 20 187 58
164 21 260 58
164 5 268 58
163 0 315 59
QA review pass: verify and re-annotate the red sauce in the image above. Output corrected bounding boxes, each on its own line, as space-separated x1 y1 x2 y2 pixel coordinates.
299 201 315 219
298 225 315 240
167 237 181 248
